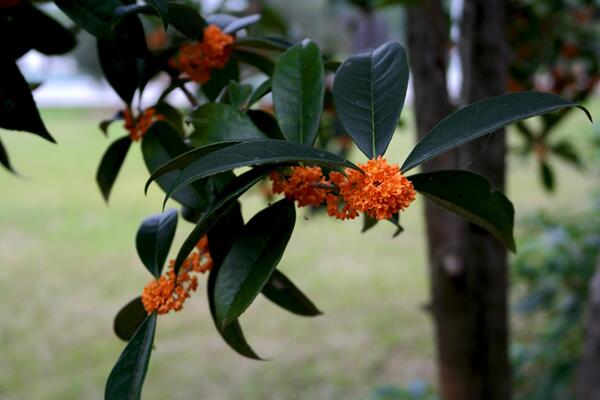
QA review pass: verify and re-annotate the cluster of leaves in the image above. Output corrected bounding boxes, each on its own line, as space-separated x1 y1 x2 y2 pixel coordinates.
507 0 600 191
0 0 593 398
512 202 600 400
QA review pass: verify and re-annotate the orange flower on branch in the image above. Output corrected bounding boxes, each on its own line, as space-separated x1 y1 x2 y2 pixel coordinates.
170 24 234 84
123 107 164 142
141 235 213 315
329 157 416 220
270 166 329 207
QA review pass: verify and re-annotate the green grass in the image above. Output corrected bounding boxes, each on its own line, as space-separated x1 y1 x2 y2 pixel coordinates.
0 104 596 400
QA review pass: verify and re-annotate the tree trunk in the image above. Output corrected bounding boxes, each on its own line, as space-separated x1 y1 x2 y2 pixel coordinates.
407 1 511 399
576 254 600 399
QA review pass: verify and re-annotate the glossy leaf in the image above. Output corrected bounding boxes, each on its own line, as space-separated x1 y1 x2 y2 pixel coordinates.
223 14 261 34
409 170 516 252
272 39 324 145
227 81 253 109
262 270 321 316
247 110 285 140
206 203 261 359
146 0 168 29
172 167 270 275
215 200 296 328
333 41 409 158
233 50 275 75
247 78 272 108
202 59 239 102
141 121 210 209
105 313 156 400
96 136 132 202
167 3 206 39
234 36 293 52
0 137 16 174
163 140 359 205
113 297 147 342
0 58 54 142
189 103 266 147
401 92 592 172
136 209 178 278
55 0 122 39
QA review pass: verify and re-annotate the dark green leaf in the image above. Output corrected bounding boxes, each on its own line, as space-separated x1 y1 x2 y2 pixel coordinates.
0 136 16 174
113 297 147 342
163 140 359 205
146 0 168 29
105 313 157 400
0 58 54 142
262 270 321 316
223 14 261 34
539 161 555 192
136 209 178 278
189 103 266 147
141 121 210 209
168 2 206 39
144 140 240 194
324 60 341 72
362 214 378 233
247 110 285 140
55 0 122 39
96 136 132 202
99 110 124 136
401 92 592 172
233 49 275 75
172 167 270 275
215 199 296 328
551 140 582 169
409 170 516 252
226 81 253 109
154 102 184 133
272 39 324 145
333 41 409 158
97 15 148 104
233 36 292 52
202 59 239 101
247 78 272 108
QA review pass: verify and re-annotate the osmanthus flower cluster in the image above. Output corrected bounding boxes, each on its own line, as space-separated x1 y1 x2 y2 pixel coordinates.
7 2 585 398
270 157 417 221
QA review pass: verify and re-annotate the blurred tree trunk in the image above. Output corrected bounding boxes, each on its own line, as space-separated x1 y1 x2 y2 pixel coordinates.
576 254 600 400
406 1 510 399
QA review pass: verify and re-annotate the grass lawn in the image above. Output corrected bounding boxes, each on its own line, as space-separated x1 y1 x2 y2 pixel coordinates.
0 103 597 400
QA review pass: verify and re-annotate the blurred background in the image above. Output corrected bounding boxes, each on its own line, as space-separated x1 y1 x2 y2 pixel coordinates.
1 0 599 399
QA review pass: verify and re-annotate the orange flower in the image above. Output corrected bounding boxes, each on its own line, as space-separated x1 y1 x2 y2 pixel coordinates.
123 107 164 141
329 156 416 220
325 193 359 220
141 235 213 315
270 166 329 207
170 25 234 84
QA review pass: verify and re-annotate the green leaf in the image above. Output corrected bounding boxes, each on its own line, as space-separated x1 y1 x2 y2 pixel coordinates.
233 49 275 75
539 161 555 192
332 41 409 158
141 121 211 209
226 81 253 109
215 200 296 328
401 92 593 172
97 15 148 104
163 140 359 206
172 167 270 276
136 209 178 278
247 110 285 140
362 214 378 233
99 110 124 136
55 0 122 39
234 36 293 52
189 103 266 147
0 136 16 174
247 78 272 108
223 14 261 34
168 2 207 39
551 140 582 169
409 170 516 252
105 313 157 400
0 58 54 142
146 0 168 29
96 136 132 202
113 297 147 342
272 39 324 145
202 59 239 102
206 203 262 359
262 270 321 316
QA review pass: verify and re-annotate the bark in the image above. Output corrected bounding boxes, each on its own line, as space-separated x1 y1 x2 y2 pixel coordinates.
407 1 511 399
576 254 600 400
